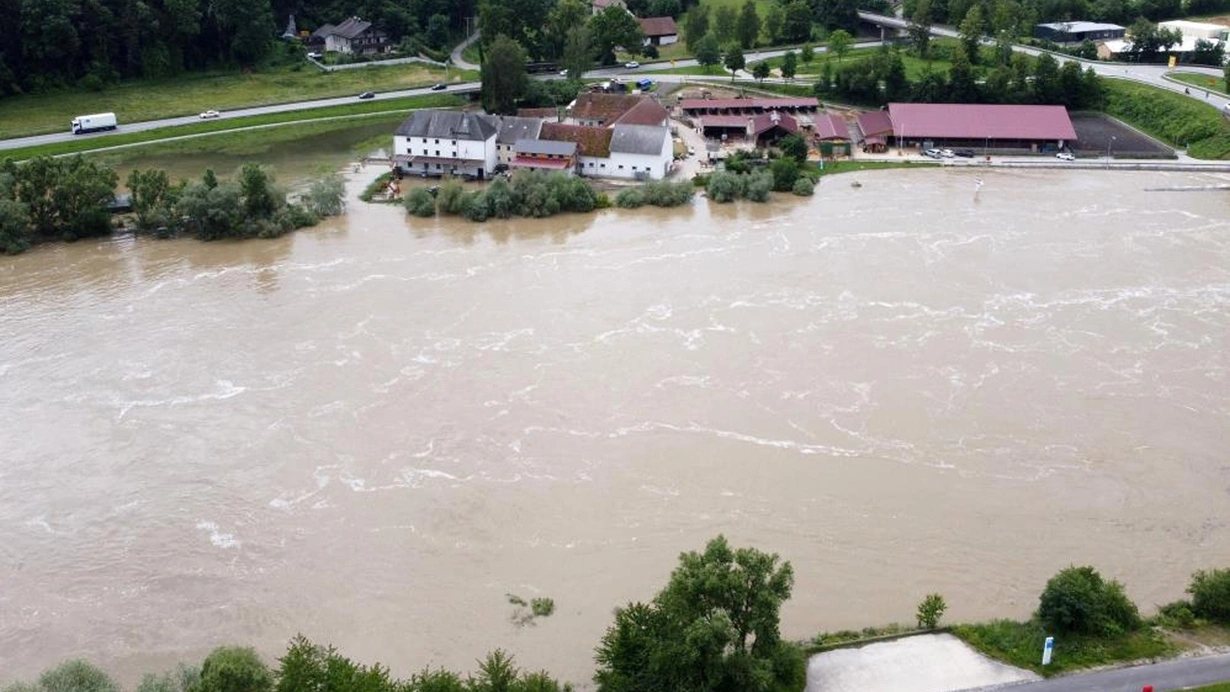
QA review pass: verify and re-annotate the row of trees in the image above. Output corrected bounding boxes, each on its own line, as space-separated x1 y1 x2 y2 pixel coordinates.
479 0 645 65
404 172 601 222
1038 565 1230 636
815 45 1106 110
0 0 477 94
0 156 343 255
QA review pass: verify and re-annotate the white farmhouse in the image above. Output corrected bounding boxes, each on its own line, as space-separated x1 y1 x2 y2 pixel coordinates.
393 111 498 179
606 124 673 179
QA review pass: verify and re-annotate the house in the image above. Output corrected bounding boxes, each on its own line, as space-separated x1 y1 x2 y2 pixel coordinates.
591 0 628 15
887 103 1077 151
856 110 893 152
539 123 616 176
1158 19 1229 41
639 16 679 46
510 139 578 174
813 114 852 156
312 17 390 55
484 115 545 165
569 93 663 127
612 98 670 127
393 110 498 179
1033 21 1126 43
607 124 673 179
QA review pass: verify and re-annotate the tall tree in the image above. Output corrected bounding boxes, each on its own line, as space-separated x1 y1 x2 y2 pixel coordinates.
547 0 590 59
724 43 745 80
947 50 979 102
753 60 771 82
780 50 797 79
588 5 644 63
713 4 737 44
908 0 932 58
480 33 528 114
1032 52 1061 103
958 4 984 65
736 0 760 48
828 28 853 61
683 4 710 49
562 25 593 78
782 0 812 43
763 3 785 44
694 32 721 72
594 536 805 692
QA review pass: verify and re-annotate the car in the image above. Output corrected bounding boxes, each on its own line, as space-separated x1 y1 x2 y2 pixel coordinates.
923 148 943 159
199 110 220 119
953 148 975 158
493 163 510 174
431 83 447 91
1056 151 1076 161
559 69 569 76
358 91 375 100
940 148 955 158
688 146 696 156
625 61 640 69
307 52 323 60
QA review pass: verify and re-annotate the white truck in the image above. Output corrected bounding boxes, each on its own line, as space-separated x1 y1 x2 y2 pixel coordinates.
71 112 118 135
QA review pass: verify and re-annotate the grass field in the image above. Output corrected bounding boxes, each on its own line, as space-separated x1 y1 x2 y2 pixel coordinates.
0 93 464 162
0 63 475 139
953 620 1180 677
1188 683 1230 692
1169 72 1229 97
1103 80 1230 159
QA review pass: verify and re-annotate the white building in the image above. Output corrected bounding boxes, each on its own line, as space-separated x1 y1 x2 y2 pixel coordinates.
482 116 546 166
1159 19 1230 42
606 124 673 180
393 110 498 179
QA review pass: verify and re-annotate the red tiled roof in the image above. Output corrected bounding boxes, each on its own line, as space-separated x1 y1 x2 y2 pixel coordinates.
749 111 798 136
570 93 651 125
813 114 851 141
887 103 1077 141
680 97 818 111
639 16 678 37
540 122 614 157
517 108 559 120
857 110 894 138
614 98 669 126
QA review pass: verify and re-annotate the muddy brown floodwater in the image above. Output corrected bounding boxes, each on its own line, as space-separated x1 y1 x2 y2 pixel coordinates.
1 168 1228 688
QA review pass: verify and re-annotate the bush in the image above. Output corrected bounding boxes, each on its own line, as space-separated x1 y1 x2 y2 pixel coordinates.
435 178 468 215
198 646 273 692
706 170 746 203
39 660 118 692
744 170 774 202
769 158 799 192
1038 566 1142 636
1189 568 1230 623
1156 599 1197 629
791 177 815 196
531 598 555 618
305 174 345 217
615 187 647 208
136 666 199 692
917 593 947 629
404 188 437 217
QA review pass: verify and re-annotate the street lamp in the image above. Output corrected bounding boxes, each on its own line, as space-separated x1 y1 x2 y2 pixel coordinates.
1106 135 1116 168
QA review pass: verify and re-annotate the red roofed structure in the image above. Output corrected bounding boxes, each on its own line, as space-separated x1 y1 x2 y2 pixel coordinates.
638 16 678 46
680 97 819 115
887 103 1077 149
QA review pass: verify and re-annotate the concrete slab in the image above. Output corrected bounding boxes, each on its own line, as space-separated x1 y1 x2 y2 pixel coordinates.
806 633 1040 692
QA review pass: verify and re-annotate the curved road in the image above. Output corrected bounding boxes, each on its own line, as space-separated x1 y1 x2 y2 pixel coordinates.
1 23 1226 154
967 651 1230 692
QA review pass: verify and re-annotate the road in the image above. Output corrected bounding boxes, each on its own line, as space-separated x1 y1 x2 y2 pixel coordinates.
966 652 1230 692
2 21 1226 154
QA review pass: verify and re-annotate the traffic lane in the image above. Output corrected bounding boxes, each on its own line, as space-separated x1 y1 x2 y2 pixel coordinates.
967 652 1230 692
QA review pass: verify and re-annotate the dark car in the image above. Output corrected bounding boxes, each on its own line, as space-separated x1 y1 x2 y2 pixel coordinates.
493 163 510 173
953 148 975 158
358 91 375 100
431 83 447 91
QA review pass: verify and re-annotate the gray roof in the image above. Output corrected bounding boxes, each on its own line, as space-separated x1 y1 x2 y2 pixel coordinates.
332 17 375 39
609 124 669 156
515 138 576 156
311 23 336 38
485 116 545 145
1036 21 1125 32
396 110 498 141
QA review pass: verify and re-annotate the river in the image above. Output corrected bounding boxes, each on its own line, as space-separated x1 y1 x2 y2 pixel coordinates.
1 168 1228 687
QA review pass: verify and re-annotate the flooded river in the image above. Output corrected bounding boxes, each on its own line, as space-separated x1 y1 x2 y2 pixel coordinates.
1 168 1228 686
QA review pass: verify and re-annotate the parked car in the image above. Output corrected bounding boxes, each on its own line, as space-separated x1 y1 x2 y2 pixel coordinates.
493 163 510 173
431 83 447 91
358 91 375 100
1056 151 1076 161
625 61 640 69
953 149 975 158
199 110 220 119
308 52 323 60
940 148 955 158
923 148 943 159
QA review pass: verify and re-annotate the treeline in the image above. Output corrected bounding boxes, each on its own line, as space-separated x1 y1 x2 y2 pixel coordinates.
0 156 344 255
404 171 603 221
814 44 1106 110
0 0 476 95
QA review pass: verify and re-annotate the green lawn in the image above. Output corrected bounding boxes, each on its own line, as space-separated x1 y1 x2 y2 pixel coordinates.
0 62 475 139
811 160 939 178
1186 683 1230 692
1169 72 1229 97
953 620 1180 677
1103 79 1230 159
1 93 463 162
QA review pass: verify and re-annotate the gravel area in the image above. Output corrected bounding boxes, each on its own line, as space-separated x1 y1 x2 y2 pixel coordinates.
807 633 1040 692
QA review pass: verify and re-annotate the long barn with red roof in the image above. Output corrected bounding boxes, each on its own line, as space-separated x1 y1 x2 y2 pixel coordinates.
886 103 1077 150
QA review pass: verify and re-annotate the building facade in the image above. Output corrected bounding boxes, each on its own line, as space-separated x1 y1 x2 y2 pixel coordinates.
393 111 498 179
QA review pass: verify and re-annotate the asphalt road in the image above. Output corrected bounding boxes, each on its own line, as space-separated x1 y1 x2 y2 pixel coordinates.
966 652 1230 692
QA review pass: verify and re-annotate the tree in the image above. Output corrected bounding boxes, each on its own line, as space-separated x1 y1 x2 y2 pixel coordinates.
780 50 797 79
769 158 799 191
38 660 118 692
562 26 593 79
0 197 31 255
589 5 644 63
594 536 805 692
753 60 771 82
782 0 812 43
724 44 745 80
908 0 932 58
127 168 177 234
779 132 808 162
1188 569 1230 623
958 4 984 65
737 0 760 48
763 4 785 44
695 33 722 72
799 42 814 63
481 34 528 114
1037 566 1142 637
947 50 979 102
828 29 853 62
684 5 711 49
198 647 273 692
306 174 345 217
713 5 738 43
1191 38 1226 67
547 0 591 58
916 594 947 629
1032 52 1061 104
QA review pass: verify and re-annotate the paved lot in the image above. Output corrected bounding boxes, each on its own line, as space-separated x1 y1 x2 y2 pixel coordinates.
1070 113 1175 158
807 633 1040 692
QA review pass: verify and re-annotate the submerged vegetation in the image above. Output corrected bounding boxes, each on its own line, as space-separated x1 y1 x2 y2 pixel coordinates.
613 180 695 208
402 171 605 222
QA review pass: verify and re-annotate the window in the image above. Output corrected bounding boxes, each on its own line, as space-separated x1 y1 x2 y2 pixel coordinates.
435 150 440 156
422 149 428 155
436 163 441 169
435 139 439 144
618 165 624 169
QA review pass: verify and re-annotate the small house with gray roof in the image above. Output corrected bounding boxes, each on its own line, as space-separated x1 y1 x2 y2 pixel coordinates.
312 17 389 55
607 124 673 179
393 110 498 179
481 115 546 165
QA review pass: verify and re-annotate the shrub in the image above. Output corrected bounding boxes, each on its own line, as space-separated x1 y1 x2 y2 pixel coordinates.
744 170 774 202
1156 599 1197 629
531 597 555 617
198 647 273 692
917 593 947 629
706 170 746 203
403 188 437 217
462 191 488 222
642 180 694 207
615 187 647 208
769 158 799 192
305 174 345 217
792 177 815 196
1038 566 1141 636
435 179 468 215
136 666 199 692
1188 568 1230 623
39 660 118 692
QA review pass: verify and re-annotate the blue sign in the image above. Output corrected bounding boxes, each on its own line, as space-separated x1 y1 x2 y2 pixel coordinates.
1042 636 1054 666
